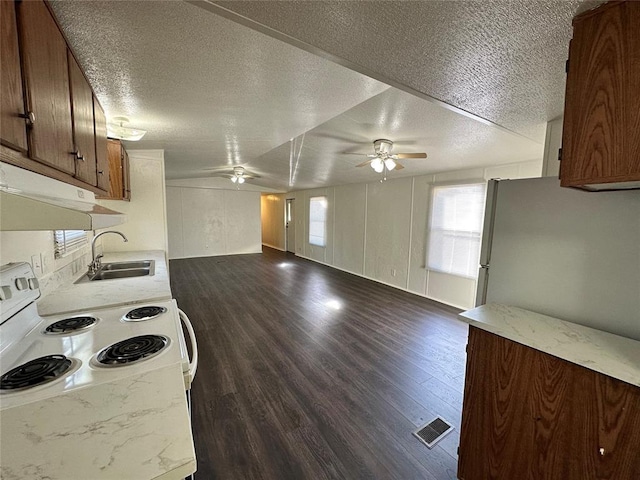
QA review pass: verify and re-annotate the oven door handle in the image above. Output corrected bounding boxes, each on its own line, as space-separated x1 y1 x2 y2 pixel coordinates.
178 309 198 383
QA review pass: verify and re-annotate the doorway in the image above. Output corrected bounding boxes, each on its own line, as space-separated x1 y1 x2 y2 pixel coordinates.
286 199 295 253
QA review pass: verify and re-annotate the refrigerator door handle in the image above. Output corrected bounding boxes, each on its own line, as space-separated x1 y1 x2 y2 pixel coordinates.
476 266 490 307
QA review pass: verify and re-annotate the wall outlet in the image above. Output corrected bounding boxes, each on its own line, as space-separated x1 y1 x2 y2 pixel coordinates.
31 254 43 276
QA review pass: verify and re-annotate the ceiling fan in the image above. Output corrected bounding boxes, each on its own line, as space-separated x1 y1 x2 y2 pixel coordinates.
207 166 261 184
350 139 427 173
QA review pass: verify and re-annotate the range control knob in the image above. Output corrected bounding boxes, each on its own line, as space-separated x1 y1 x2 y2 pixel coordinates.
0 286 12 301
28 278 40 290
15 277 29 291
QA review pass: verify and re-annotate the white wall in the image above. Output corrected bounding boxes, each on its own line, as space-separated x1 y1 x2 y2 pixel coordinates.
96 150 168 253
166 186 261 259
265 159 542 310
542 117 563 178
0 230 92 297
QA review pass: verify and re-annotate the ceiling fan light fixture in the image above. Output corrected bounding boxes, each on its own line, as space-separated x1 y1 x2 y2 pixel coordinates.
384 158 397 171
371 158 384 173
237 176 245 184
231 176 238 183
106 116 147 141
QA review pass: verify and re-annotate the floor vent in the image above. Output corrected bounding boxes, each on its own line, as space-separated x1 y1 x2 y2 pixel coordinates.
413 417 453 449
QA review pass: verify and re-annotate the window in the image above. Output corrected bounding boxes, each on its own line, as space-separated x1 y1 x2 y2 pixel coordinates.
427 183 486 278
309 196 327 247
54 230 88 259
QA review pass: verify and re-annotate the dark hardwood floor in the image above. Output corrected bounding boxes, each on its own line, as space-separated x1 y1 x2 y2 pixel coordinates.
170 247 469 480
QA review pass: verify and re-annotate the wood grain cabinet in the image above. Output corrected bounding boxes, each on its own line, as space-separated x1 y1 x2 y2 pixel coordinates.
93 98 110 192
0 0 28 153
68 51 97 186
97 139 131 201
561 1 640 190
17 0 75 175
0 0 109 196
458 326 640 479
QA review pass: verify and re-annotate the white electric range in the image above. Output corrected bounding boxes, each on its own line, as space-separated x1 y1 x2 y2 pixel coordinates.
0 262 198 410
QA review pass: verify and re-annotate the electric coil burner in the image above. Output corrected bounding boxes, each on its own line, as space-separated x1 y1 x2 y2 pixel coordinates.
44 316 98 334
0 355 74 390
123 306 167 322
96 335 168 366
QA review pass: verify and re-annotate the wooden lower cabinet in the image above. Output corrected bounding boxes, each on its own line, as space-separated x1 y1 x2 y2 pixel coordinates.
458 327 640 479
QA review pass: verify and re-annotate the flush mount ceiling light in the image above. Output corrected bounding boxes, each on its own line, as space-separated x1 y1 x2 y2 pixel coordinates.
106 116 147 141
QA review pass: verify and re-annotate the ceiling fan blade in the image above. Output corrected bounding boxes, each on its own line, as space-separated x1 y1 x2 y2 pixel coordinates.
396 152 427 159
341 152 377 157
355 159 374 168
393 162 405 170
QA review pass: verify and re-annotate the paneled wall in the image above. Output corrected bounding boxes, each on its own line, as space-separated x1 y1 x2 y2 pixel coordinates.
263 159 541 310
166 185 261 259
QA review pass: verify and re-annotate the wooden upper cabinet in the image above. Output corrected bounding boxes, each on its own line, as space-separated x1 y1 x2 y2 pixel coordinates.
68 51 97 186
93 97 110 192
561 1 640 190
17 0 75 175
1 0 28 153
98 138 130 201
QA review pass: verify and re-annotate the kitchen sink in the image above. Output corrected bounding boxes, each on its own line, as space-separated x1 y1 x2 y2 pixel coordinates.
100 260 153 270
89 268 151 281
75 260 155 283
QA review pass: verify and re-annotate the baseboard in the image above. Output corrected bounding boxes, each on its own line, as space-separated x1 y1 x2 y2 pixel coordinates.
262 243 285 252
294 254 462 314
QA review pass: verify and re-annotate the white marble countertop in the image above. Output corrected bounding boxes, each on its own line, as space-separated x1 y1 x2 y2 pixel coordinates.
37 250 172 316
0 363 195 480
459 304 640 387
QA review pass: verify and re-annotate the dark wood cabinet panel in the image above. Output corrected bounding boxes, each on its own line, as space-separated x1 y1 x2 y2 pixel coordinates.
68 51 96 186
98 139 130 201
561 1 640 189
458 327 640 479
1 0 28 153
93 97 110 192
17 0 75 175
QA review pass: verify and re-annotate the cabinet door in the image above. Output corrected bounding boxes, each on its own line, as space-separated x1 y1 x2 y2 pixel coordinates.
106 139 124 198
122 147 131 200
17 0 74 174
68 51 97 185
459 327 640 479
1 0 28 152
93 97 110 192
561 2 640 187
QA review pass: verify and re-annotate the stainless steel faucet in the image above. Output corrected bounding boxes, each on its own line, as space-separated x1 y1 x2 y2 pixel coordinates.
89 231 128 274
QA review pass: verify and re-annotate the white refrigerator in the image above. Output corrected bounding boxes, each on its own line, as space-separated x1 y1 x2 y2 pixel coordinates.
476 176 640 340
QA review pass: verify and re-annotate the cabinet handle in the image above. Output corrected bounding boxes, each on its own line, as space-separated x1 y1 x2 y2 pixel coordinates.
73 150 85 161
97 170 104 175
19 111 36 127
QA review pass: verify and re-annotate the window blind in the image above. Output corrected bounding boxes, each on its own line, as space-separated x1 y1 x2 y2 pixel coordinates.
54 230 88 259
427 183 486 278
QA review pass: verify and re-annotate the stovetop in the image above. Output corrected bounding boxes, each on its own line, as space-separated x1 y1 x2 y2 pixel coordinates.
0 263 189 410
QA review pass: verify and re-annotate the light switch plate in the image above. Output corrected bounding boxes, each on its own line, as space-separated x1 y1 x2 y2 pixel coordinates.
31 254 43 276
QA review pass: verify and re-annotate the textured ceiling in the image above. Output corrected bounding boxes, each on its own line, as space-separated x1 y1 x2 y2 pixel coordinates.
241 88 543 191
49 0 597 191
49 0 389 181
209 0 602 142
